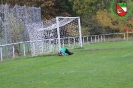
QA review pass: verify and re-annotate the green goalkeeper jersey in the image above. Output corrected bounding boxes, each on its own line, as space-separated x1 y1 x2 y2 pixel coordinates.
60 48 66 56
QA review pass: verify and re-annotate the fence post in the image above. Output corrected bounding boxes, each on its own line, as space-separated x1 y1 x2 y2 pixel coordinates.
101 35 103 42
33 42 35 56
23 43 26 56
124 33 126 41
82 37 84 45
91 36 92 43
98 35 99 43
49 40 52 52
87 36 89 44
44 40 46 53
73 37 75 46
104 35 105 42
95 35 96 43
0 47 3 61
12 44 15 58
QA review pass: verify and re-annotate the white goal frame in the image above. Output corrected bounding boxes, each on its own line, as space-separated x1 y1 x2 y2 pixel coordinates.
56 17 83 50
27 16 83 56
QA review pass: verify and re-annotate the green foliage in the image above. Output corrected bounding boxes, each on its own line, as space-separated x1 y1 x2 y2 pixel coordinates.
96 9 133 32
69 0 98 15
1 0 133 35
81 26 90 36
68 0 113 34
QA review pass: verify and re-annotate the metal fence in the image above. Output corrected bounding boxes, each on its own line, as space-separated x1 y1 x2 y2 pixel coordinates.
0 37 81 61
0 32 133 61
82 32 133 45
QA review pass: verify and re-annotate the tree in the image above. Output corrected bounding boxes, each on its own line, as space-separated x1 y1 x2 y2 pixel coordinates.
68 0 112 35
96 9 133 33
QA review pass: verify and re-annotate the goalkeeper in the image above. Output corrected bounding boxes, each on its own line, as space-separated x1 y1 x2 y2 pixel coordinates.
58 48 73 56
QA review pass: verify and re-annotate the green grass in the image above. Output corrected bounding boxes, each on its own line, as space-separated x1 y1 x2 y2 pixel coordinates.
0 41 133 88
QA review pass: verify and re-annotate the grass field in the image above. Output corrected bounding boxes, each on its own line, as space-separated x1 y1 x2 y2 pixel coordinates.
0 41 133 88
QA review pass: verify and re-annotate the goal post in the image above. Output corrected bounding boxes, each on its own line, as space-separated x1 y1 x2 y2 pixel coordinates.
56 17 61 50
56 16 83 50
27 16 83 56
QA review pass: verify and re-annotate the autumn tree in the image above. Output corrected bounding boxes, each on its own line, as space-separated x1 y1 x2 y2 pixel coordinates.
96 0 133 33
96 9 133 33
68 0 111 35
1 0 132 35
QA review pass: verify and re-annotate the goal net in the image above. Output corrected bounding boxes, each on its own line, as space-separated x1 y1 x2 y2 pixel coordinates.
27 17 82 56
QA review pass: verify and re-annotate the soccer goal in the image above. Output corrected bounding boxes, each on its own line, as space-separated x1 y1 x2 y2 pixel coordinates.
27 17 82 56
